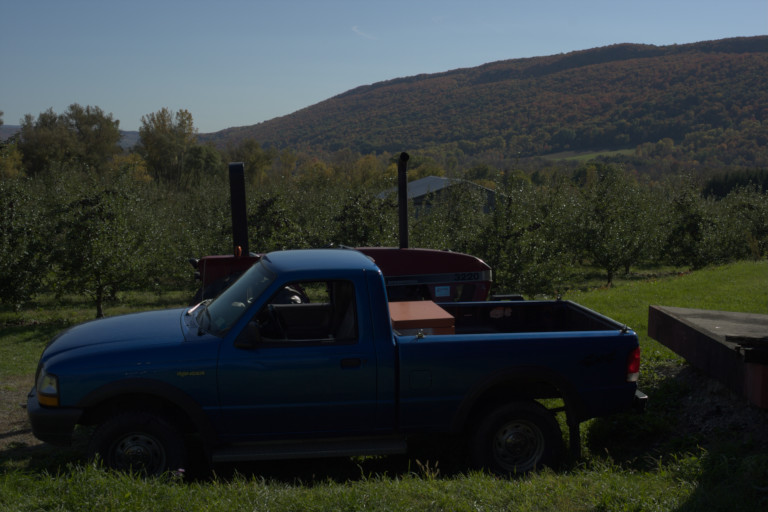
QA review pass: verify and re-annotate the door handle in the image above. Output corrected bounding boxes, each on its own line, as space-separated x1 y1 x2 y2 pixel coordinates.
340 358 362 369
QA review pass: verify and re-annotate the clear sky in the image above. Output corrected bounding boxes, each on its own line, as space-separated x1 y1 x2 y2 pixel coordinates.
2 0 766 133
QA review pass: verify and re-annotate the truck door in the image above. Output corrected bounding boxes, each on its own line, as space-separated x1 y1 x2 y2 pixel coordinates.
216 279 379 440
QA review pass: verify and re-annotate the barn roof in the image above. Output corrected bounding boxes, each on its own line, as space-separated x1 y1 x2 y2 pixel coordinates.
377 176 491 200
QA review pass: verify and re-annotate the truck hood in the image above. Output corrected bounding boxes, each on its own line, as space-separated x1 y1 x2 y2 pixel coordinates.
42 308 187 360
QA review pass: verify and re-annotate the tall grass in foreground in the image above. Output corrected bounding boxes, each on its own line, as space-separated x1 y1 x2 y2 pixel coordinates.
1 261 767 511
1 454 766 512
0 464 679 512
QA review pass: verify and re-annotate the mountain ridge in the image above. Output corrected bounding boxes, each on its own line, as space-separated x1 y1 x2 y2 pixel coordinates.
201 36 768 167
334 37 766 99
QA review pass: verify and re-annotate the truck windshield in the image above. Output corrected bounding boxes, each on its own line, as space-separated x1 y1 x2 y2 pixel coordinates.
199 262 275 336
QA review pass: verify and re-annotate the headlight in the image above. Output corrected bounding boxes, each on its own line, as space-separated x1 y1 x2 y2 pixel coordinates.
36 369 59 407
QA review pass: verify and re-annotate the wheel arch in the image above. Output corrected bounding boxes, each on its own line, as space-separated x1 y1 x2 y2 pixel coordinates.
450 366 586 434
76 378 218 444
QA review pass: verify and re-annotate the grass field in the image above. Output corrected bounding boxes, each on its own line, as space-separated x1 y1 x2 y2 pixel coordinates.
1 262 767 511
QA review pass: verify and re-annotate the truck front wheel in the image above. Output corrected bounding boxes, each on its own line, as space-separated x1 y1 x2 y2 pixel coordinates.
470 401 562 475
88 411 186 476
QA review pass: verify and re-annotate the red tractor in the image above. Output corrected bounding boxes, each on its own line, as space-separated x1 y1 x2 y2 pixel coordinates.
189 153 500 304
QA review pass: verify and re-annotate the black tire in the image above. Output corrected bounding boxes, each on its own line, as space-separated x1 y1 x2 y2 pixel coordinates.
469 401 563 475
88 411 187 476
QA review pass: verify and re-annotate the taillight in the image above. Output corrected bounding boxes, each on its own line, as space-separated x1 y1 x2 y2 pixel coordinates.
626 346 641 382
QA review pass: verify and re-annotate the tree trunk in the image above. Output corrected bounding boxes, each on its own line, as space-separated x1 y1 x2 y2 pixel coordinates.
96 286 105 318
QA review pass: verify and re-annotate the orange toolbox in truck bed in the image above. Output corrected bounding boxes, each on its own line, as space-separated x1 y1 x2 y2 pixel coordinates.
389 300 455 335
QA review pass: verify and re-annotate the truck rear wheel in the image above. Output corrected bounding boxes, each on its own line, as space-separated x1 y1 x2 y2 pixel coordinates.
89 411 186 476
470 401 562 475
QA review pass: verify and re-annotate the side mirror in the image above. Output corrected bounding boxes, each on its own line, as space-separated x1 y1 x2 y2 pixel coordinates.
234 321 261 349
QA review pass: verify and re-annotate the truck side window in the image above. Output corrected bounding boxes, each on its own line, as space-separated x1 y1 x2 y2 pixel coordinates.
255 280 358 344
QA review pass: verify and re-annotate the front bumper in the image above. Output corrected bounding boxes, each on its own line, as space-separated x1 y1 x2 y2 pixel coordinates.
26 388 83 445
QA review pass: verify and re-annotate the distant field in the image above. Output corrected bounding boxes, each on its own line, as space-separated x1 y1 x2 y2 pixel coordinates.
542 148 636 162
1 261 767 511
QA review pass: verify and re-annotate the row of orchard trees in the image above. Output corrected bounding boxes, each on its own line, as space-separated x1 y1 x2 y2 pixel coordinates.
0 104 405 315
3 104 213 185
2 106 767 315
1 105 222 315
1 104 396 190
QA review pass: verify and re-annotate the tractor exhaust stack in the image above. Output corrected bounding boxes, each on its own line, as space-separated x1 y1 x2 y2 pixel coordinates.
229 162 249 257
397 152 410 249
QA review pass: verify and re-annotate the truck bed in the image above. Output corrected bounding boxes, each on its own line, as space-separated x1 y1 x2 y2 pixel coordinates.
438 300 627 335
395 299 639 433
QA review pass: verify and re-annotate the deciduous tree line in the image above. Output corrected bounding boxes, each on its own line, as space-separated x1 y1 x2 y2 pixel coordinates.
1 106 766 315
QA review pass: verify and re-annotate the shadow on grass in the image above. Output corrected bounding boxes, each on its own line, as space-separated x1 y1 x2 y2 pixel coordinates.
0 429 468 485
587 363 768 467
0 436 88 474
586 361 768 511
672 442 768 512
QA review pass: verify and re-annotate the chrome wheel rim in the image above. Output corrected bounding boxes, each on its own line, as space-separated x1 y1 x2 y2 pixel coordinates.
493 420 545 473
113 432 166 474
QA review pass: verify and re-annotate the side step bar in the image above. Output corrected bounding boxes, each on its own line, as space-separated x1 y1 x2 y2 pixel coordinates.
212 437 408 463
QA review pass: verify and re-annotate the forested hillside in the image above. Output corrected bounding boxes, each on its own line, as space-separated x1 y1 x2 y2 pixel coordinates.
204 36 768 173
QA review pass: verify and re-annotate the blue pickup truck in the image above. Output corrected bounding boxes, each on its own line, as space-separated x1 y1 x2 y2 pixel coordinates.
28 248 644 476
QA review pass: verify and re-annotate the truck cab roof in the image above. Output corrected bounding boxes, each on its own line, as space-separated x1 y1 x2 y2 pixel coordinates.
261 248 379 275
